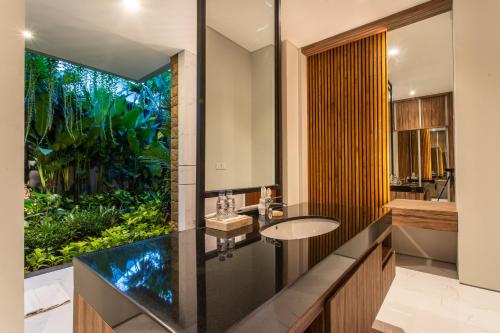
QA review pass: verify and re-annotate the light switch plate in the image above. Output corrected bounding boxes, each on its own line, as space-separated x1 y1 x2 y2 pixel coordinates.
216 162 226 170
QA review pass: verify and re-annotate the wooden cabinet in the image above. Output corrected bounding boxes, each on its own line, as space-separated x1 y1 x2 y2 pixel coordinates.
325 232 395 333
384 199 458 232
327 245 383 333
74 293 115 333
382 251 396 298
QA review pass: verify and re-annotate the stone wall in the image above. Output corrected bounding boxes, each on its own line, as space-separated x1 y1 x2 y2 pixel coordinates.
170 54 179 228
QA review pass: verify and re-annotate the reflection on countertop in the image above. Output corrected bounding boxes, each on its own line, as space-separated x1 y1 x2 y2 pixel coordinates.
74 203 391 332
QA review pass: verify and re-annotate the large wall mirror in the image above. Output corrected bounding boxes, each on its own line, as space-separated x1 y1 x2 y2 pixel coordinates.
388 11 455 202
204 0 279 194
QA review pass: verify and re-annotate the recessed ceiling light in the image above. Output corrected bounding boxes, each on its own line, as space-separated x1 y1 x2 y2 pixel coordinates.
388 48 400 57
22 30 34 39
409 90 416 96
123 0 140 12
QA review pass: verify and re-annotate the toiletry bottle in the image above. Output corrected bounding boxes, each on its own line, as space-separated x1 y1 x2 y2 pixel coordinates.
265 187 273 212
216 191 227 220
226 190 236 217
258 186 266 216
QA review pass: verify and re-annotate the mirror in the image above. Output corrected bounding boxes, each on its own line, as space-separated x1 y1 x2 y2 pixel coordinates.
205 0 277 192
388 12 455 201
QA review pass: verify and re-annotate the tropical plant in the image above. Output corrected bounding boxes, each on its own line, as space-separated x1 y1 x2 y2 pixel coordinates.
23 51 173 273
66 206 117 238
23 192 172 272
24 51 171 199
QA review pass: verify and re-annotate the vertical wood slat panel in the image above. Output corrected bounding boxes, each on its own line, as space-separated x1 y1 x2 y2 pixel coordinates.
307 32 389 266
421 94 446 128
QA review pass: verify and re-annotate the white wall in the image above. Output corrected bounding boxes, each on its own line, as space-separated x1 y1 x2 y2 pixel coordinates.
251 45 275 186
206 27 276 191
393 226 457 263
0 1 25 331
281 40 308 205
454 0 500 291
206 27 253 190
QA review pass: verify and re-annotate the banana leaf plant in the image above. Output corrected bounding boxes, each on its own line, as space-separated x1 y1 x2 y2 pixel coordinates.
25 51 171 199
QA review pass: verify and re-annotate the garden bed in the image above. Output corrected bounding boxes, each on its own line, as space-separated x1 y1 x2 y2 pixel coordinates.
24 190 173 273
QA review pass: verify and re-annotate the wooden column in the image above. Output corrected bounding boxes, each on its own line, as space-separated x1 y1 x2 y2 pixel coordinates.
307 32 389 264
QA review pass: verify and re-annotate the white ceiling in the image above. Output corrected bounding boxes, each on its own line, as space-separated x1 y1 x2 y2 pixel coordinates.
207 0 274 52
282 0 428 48
26 0 197 82
388 12 454 100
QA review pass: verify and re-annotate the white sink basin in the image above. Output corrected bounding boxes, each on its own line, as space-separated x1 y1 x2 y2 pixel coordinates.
260 218 340 240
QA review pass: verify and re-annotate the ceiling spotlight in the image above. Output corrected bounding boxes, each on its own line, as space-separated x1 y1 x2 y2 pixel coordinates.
388 48 399 57
123 0 140 12
22 30 34 39
409 90 416 96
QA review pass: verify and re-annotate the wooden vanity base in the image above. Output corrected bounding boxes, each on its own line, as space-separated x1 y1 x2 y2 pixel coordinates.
304 226 395 333
74 293 115 333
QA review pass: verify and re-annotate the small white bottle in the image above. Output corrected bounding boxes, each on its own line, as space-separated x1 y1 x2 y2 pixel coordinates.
226 190 236 217
216 191 227 220
258 186 266 216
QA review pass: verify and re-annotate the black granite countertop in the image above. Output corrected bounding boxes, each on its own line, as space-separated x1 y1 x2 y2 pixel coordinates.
74 203 391 332
390 181 434 193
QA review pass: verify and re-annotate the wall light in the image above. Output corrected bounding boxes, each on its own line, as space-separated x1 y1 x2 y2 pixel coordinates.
23 30 34 39
123 0 140 12
388 48 400 57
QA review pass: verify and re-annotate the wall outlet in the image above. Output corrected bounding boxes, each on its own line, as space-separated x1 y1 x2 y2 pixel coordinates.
216 162 226 170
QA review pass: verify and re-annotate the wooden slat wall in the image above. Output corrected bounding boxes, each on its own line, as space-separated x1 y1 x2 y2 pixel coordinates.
446 93 455 169
421 95 446 128
397 131 412 178
394 100 420 131
420 129 433 179
307 33 389 266
393 92 452 131
398 130 432 180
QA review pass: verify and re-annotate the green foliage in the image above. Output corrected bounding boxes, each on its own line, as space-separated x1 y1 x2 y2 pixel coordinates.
66 206 117 238
120 200 164 225
24 51 173 273
59 223 171 263
24 192 72 222
26 249 64 272
24 51 171 198
24 190 172 273
25 216 75 253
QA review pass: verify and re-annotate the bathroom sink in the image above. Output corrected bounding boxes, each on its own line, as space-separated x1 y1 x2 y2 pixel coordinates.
260 218 340 240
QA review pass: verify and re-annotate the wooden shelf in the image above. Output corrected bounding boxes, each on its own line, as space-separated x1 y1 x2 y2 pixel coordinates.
384 199 458 232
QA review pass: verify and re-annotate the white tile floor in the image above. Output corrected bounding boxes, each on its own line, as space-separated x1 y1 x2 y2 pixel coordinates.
23 263 500 333
24 267 73 333
376 267 500 333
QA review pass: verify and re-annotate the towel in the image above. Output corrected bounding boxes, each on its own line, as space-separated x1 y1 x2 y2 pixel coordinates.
24 282 70 318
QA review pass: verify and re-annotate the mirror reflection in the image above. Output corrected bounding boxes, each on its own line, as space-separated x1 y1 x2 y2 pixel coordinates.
205 0 276 191
388 12 455 201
